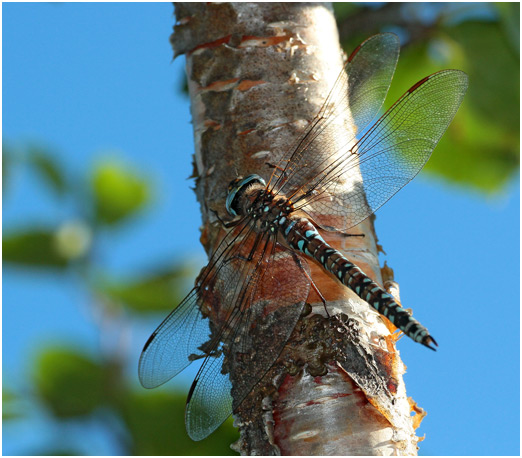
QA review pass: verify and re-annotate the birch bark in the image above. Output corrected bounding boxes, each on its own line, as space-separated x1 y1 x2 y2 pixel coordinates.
171 2 424 455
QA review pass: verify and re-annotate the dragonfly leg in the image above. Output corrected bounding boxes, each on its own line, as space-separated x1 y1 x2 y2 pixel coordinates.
323 226 366 237
265 161 287 176
307 218 365 238
210 208 239 228
340 232 365 238
298 259 329 317
311 278 329 317
288 250 329 316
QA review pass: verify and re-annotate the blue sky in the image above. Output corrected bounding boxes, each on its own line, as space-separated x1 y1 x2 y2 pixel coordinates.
3 3 520 455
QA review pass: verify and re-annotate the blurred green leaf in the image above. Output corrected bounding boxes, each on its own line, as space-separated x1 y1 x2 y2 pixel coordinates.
333 3 361 22
426 102 519 192
31 448 82 456
495 2 520 54
3 388 22 421
3 229 70 268
379 32 518 194
445 21 519 133
120 390 238 455
33 347 106 418
3 143 13 193
336 6 519 194
27 146 68 195
96 266 193 314
91 160 151 226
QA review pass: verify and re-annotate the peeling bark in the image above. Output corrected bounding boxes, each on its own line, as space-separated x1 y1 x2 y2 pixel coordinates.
172 2 423 455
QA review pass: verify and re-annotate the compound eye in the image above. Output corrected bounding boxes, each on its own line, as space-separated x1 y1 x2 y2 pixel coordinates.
228 177 243 192
225 174 266 217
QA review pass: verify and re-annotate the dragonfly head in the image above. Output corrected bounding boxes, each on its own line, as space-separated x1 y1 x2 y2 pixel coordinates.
226 174 266 216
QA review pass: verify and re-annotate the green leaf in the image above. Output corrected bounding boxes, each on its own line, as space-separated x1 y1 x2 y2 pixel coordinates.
27 146 68 195
91 160 151 226
120 390 239 455
3 388 22 421
3 229 70 268
33 347 107 418
445 21 519 133
374 31 518 194
95 266 193 314
30 448 83 456
425 102 519 193
3 143 13 193
333 3 361 22
3 222 92 268
496 2 520 54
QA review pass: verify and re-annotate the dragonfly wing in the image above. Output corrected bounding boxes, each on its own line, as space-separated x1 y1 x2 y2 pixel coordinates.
269 33 400 198
185 243 311 440
138 288 210 388
138 221 255 389
299 70 469 231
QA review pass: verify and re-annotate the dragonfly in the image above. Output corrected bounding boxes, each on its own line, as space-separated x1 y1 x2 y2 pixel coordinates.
139 33 468 441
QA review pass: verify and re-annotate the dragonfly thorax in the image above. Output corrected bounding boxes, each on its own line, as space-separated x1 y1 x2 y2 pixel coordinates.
249 192 295 233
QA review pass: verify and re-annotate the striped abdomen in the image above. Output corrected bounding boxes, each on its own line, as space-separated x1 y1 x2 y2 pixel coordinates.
281 217 437 350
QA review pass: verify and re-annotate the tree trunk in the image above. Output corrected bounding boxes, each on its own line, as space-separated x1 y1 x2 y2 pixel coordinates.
171 2 423 455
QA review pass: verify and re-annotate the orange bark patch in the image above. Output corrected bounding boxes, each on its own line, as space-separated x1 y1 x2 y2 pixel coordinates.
203 119 222 130
189 34 232 54
202 77 239 91
408 397 427 430
306 260 347 304
237 128 256 136
237 79 266 91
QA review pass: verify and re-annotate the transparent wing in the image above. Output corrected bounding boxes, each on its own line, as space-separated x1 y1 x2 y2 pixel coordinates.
268 33 400 198
138 287 210 389
139 217 311 441
296 70 469 231
138 220 255 389
185 243 311 440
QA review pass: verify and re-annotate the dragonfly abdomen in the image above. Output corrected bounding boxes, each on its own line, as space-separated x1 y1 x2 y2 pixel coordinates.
281 217 437 350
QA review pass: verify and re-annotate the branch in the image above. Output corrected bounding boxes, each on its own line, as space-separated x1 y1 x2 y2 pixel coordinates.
172 3 422 455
